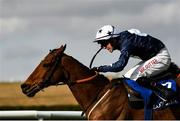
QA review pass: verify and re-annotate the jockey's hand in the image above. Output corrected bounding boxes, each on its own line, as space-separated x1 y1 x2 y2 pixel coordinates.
91 67 99 72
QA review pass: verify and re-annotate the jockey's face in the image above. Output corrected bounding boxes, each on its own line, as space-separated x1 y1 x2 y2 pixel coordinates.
104 42 113 53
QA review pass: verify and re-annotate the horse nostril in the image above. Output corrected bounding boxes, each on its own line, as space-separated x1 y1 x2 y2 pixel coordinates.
21 83 28 89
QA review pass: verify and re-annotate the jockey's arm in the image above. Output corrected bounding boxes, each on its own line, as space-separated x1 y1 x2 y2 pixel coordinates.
98 49 130 72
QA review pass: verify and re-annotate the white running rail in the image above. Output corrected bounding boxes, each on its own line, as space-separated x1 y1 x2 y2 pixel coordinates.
0 110 85 120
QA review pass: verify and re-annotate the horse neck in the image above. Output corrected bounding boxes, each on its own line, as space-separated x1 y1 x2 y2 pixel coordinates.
62 54 110 111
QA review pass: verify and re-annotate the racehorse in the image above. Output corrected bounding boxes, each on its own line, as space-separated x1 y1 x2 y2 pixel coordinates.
21 45 180 120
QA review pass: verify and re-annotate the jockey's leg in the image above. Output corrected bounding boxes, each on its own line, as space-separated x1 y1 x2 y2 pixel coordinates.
128 47 171 81
124 61 144 79
136 77 176 101
125 48 176 101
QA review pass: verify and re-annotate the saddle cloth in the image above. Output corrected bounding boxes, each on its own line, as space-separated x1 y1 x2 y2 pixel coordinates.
124 79 178 110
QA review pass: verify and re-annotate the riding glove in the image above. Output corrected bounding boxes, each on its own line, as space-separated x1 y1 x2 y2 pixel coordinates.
91 67 99 72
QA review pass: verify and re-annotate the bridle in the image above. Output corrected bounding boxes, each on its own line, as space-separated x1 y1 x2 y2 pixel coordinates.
40 50 99 88
40 53 62 88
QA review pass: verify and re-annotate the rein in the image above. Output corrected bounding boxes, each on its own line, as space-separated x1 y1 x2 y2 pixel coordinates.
76 72 98 84
74 47 102 84
89 47 103 68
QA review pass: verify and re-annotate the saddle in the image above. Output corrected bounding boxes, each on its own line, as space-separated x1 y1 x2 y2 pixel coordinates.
123 81 144 109
123 79 178 110
111 78 144 109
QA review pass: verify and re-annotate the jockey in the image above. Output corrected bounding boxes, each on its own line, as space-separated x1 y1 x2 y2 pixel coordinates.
92 25 176 102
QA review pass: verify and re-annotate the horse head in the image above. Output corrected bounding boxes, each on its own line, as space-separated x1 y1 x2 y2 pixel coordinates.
21 44 68 97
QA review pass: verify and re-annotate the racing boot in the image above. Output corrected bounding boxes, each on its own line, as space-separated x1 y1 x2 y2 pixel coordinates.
137 77 176 101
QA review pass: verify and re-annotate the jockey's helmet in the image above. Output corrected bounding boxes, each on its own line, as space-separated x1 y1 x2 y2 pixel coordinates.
94 25 120 44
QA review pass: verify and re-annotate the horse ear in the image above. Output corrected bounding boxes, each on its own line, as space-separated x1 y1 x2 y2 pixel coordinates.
59 44 66 53
63 44 66 52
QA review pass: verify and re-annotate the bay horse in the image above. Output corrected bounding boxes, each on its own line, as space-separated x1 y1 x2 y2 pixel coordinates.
21 45 180 120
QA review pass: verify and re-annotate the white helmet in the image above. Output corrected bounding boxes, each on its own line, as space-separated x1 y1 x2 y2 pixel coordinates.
95 25 120 42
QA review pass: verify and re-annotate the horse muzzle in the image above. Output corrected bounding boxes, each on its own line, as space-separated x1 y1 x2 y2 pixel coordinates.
21 83 41 97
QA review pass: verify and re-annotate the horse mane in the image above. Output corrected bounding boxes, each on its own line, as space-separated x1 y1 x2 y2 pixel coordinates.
63 53 110 83
65 54 91 71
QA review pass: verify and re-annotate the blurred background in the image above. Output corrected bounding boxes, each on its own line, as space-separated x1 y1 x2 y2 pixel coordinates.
0 0 179 110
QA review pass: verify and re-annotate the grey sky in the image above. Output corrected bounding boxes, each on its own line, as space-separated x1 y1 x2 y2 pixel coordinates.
0 0 180 82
